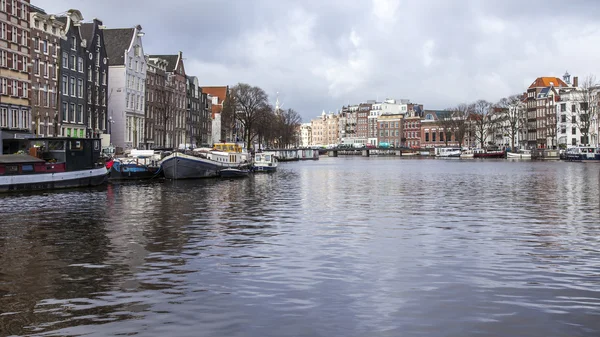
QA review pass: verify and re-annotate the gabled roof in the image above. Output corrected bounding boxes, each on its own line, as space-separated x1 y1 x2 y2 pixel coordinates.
201 86 228 103
80 23 95 49
529 77 568 89
149 54 179 72
103 28 135 66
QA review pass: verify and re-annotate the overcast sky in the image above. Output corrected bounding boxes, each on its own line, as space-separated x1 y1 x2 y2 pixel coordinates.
34 0 600 122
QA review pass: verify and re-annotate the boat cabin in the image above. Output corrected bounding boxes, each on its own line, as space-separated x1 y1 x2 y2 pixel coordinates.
0 138 103 176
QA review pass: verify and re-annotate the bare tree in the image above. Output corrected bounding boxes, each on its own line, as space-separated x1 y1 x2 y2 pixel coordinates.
220 91 236 142
230 83 270 150
573 75 598 146
451 103 471 148
470 99 493 149
275 108 302 148
496 94 524 151
438 110 455 146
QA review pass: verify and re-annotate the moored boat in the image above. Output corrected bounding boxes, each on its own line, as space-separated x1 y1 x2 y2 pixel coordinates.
159 143 251 179
253 152 278 172
506 149 532 159
434 147 461 158
460 149 474 158
474 148 506 158
564 146 600 162
108 150 163 181
0 138 107 193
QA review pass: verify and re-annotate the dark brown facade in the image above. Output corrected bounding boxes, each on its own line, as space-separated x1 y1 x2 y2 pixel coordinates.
80 19 109 138
149 52 186 148
145 56 167 148
29 6 63 137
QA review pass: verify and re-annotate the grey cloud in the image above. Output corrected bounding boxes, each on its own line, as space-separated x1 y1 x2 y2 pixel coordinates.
33 0 600 121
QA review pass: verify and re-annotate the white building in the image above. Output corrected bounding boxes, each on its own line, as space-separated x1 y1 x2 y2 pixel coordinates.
300 122 311 148
104 25 147 150
556 87 600 147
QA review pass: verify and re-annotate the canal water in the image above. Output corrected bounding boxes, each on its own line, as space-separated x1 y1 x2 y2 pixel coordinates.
1 157 599 336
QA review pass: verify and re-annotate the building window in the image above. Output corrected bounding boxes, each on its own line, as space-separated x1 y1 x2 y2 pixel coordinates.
572 138 576 146
23 83 28 99
69 103 75 122
572 116 576 123
11 26 17 43
71 36 77 50
0 108 7 127
42 40 48 53
561 114 566 123
70 55 76 70
77 57 83 72
77 104 83 123
33 36 40 51
62 75 68 94
102 71 106 85
88 66 92 81
33 58 39 75
432 132 436 142
77 79 83 98
572 127 577 134
0 23 5 40
0 78 6 95
62 52 68 68
425 133 429 142
0 50 5 67
61 102 67 121
70 77 75 96
11 109 18 128
561 126 566 134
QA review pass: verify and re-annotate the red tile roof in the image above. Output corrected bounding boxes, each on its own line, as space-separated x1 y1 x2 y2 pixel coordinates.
528 77 568 89
201 86 228 118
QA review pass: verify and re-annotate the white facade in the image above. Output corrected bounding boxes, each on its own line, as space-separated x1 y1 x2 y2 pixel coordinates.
107 27 147 150
211 99 221 147
300 123 311 148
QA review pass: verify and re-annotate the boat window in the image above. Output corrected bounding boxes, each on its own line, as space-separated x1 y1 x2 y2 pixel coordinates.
71 140 83 151
48 140 65 151
265 155 271 161
21 164 34 172
255 155 261 161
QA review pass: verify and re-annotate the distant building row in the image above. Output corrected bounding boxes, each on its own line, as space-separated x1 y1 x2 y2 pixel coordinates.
300 72 600 150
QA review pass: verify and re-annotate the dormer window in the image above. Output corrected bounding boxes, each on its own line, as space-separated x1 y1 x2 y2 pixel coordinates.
96 34 100 47
134 45 141 57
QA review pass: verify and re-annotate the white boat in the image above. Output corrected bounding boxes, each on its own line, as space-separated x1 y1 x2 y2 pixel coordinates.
435 147 462 158
564 146 600 162
159 143 251 179
506 149 532 159
460 149 474 158
253 151 278 172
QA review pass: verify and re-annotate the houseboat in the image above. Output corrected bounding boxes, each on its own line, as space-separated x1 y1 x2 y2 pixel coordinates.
253 151 278 172
564 146 600 162
506 149 532 159
159 143 251 179
474 148 506 158
434 147 462 158
0 138 107 193
107 149 163 181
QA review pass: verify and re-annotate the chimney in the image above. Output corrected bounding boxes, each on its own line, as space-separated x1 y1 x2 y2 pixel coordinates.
574 76 579 87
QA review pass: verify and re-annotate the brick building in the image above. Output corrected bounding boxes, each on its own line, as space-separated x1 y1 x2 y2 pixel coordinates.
1 0 32 154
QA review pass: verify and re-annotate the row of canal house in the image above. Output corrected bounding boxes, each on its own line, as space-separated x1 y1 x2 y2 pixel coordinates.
303 72 600 150
1 3 215 154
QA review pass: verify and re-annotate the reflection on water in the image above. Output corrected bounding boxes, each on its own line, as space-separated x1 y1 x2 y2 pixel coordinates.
1 158 599 336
